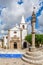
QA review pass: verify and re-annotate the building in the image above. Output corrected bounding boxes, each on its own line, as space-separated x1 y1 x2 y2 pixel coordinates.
3 16 28 49
0 39 3 48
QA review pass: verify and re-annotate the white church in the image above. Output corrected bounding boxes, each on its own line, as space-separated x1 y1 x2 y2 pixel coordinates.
2 16 28 49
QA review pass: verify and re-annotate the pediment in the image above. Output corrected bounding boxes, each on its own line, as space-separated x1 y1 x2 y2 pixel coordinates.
10 27 19 31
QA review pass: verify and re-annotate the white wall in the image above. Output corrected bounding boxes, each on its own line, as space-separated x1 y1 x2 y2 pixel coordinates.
10 30 21 39
3 36 7 47
0 41 2 47
22 30 27 40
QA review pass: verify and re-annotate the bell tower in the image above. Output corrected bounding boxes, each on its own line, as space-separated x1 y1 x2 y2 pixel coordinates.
20 15 27 30
20 15 27 48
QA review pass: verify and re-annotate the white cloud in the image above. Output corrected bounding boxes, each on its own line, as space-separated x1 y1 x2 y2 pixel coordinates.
27 21 32 34
1 0 40 29
37 11 43 34
35 28 43 34
0 0 43 38
38 11 43 26
28 25 43 34
1 2 25 30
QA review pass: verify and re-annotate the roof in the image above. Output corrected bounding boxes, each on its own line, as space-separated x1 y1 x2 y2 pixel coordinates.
10 26 19 31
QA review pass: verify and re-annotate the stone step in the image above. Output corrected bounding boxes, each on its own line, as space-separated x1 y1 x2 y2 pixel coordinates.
21 56 42 65
26 51 42 56
23 54 43 60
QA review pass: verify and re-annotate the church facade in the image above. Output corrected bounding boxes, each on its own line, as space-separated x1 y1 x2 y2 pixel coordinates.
3 16 28 49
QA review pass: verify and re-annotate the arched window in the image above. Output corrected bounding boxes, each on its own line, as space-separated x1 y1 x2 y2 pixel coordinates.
22 25 25 29
14 31 17 34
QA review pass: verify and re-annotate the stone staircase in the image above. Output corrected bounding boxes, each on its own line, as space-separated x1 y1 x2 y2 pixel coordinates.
21 51 43 65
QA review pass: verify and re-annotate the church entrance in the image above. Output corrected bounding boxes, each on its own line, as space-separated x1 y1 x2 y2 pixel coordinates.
23 42 27 49
14 42 17 49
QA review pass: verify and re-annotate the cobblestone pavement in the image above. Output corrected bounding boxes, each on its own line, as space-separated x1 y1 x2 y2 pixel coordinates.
0 58 33 65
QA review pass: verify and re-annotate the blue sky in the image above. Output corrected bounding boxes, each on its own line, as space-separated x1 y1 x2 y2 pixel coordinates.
0 0 43 38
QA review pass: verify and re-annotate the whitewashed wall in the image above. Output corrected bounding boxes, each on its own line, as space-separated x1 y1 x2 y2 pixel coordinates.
3 36 7 47
22 30 27 40
0 40 2 47
10 30 21 39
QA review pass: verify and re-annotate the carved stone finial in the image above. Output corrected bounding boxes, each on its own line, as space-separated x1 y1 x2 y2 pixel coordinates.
33 7 35 9
33 7 36 13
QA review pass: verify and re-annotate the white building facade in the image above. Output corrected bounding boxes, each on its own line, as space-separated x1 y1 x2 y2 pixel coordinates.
3 16 28 49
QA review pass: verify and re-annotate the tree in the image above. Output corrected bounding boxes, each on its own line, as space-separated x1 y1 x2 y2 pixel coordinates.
25 34 32 45
25 34 43 48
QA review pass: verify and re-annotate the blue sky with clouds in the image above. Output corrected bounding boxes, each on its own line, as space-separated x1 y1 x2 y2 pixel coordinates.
0 0 43 38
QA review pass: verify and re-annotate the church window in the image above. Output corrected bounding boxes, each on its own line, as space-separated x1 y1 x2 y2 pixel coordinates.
14 31 17 34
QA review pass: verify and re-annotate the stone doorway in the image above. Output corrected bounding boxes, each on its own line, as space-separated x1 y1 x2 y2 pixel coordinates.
14 42 17 49
23 42 27 49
